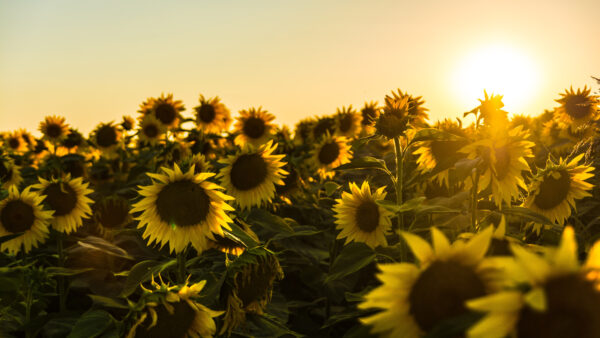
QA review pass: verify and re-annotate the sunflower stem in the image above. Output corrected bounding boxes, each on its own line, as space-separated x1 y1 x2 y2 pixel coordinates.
177 248 187 285
471 168 480 231
25 282 33 338
56 233 67 312
393 137 408 261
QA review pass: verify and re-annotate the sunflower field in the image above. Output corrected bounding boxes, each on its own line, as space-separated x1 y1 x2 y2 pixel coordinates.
1 82 600 338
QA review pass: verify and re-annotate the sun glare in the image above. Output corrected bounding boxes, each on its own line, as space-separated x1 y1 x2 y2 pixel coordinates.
454 44 539 115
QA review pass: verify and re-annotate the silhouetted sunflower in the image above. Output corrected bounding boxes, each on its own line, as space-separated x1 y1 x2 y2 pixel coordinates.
359 227 496 337
0 158 22 189
555 86 599 129
39 115 70 143
333 181 393 248
93 195 132 234
467 227 600 338
310 133 352 179
0 186 53 255
138 114 166 146
293 118 315 145
233 107 276 147
148 93 185 129
92 122 122 156
132 164 234 254
524 154 594 226
375 95 411 139
388 89 429 127
32 175 94 234
218 141 287 210
60 128 87 153
475 90 509 129
335 105 361 138
311 116 337 141
360 101 380 134
194 94 231 134
128 277 222 338
121 115 136 131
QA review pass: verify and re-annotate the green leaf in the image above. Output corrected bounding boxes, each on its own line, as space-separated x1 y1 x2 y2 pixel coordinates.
376 197 426 215
46 267 94 277
248 209 294 234
228 221 259 248
67 310 113 338
409 128 465 145
500 206 555 226
119 259 176 297
324 181 341 196
325 242 375 283
335 156 389 173
87 295 128 310
76 236 134 260
0 276 20 292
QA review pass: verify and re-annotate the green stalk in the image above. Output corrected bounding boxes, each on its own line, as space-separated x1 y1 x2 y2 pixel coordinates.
57 233 66 312
471 169 480 231
25 283 33 338
176 248 187 284
393 137 404 229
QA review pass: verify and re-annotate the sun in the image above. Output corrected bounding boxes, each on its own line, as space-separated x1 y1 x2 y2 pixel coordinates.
454 44 539 114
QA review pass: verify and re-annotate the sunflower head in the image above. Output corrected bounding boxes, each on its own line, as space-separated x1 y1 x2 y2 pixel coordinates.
310 133 352 179
93 195 132 234
132 164 234 253
375 94 411 139
311 116 337 141
388 89 429 127
92 122 122 155
0 186 53 255
121 115 136 131
333 181 393 248
525 154 594 226
208 231 246 256
2 131 27 153
233 107 276 147
61 128 86 152
0 157 23 189
164 142 192 166
39 115 70 143
476 90 509 128
335 105 361 138
138 114 166 146
194 94 231 134
148 93 185 129
293 118 315 145
361 101 380 127
555 86 599 128
218 141 287 210
220 248 283 336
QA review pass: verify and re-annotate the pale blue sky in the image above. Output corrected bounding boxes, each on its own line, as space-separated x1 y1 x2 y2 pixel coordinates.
1 0 599 134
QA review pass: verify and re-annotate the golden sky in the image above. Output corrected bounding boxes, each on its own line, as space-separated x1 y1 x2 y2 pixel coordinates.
1 0 599 135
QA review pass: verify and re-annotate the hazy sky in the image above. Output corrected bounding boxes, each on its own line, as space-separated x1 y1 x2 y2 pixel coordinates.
1 0 599 135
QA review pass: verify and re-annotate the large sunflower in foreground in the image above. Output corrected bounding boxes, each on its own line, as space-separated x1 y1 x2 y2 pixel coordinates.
460 126 534 207
148 93 185 129
524 154 593 226
555 86 599 129
127 277 222 338
359 226 496 337
132 164 234 254
309 133 352 179
218 141 287 210
32 175 94 234
333 181 393 248
233 107 276 147
39 115 70 144
0 186 53 255
335 105 361 139
467 226 600 338
194 94 231 134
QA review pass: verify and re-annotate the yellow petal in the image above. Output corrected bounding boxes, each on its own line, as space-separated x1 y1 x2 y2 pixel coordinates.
400 231 433 264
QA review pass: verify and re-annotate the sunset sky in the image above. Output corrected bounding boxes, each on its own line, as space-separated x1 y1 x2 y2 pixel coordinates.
1 0 599 135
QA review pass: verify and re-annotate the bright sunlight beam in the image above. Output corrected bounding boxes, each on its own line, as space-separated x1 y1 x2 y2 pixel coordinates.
454 44 539 115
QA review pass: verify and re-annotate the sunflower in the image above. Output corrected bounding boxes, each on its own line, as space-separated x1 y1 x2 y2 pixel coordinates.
165 141 192 166
0 186 53 255
61 128 87 153
3 131 28 153
375 95 411 139
18 129 36 150
189 153 211 174
311 116 337 141
32 174 93 234
121 115 136 131
127 277 223 338
207 232 246 256
467 226 600 338
147 93 185 129
0 158 23 189
138 114 166 146
132 164 234 254
413 118 470 187
555 86 599 129
93 195 132 234
333 181 393 248
92 122 122 156
360 101 380 135
475 90 509 129
359 226 496 337
220 249 283 336
233 107 276 147
194 94 231 134
524 154 594 226
335 105 361 139
39 115 70 143
292 118 315 145
218 141 287 210
460 126 534 207
309 133 352 179
388 89 429 127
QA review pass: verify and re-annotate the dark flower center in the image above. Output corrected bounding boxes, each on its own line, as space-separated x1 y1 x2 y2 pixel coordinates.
156 180 211 227
143 124 159 138
564 95 593 120
63 130 82 149
155 103 177 125
488 238 512 256
493 146 511 180
313 117 336 140
1 200 35 233
355 201 380 232
375 113 406 139
339 114 353 133
198 104 216 123
235 257 278 307
361 107 378 125
318 142 340 165
96 125 118 148
136 300 196 338
95 198 129 229
409 260 486 332
8 137 20 150
243 117 266 139
43 182 78 216
230 154 268 191
517 273 600 338
46 124 63 138
533 169 571 210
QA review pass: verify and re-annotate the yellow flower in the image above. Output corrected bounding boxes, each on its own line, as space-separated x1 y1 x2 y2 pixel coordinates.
293 118 315 145
2 131 28 153
311 116 337 141
0 158 23 189
333 181 393 248
39 115 70 143
132 164 234 254
359 227 496 337
524 154 594 226
467 226 600 338
555 86 599 129
91 122 122 156
0 186 53 255
138 114 166 146
32 174 94 234
194 94 231 134
309 133 352 179
93 195 132 235
233 107 276 147
335 105 361 138
475 90 509 128
218 141 287 210
360 101 380 134
148 93 185 129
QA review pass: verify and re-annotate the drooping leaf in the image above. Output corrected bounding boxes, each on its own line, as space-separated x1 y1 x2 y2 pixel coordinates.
500 206 554 226
76 236 134 260
325 242 375 283
248 209 294 234
335 156 390 174
324 181 341 196
67 310 114 338
119 259 176 297
376 197 426 215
